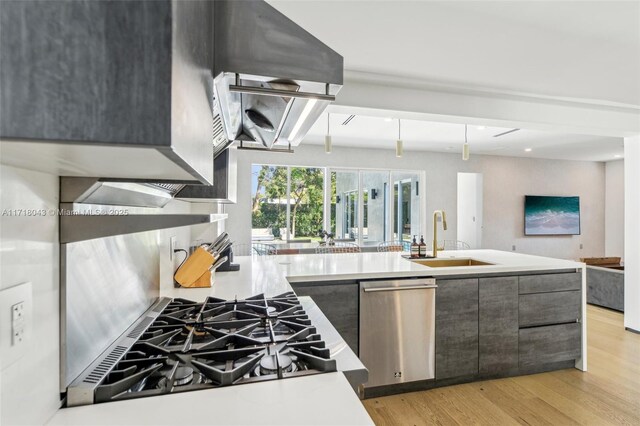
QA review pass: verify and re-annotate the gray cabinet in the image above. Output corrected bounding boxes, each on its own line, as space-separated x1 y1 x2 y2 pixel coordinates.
1 1 170 145
519 323 581 367
0 1 215 183
519 272 581 294
519 291 581 327
479 277 518 377
587 267 624 312
291 282 359 354
517 273 582 370
435 278 479 380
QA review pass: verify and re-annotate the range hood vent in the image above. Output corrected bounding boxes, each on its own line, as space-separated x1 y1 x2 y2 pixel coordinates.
212 97 231 158
59 177 228 243
60 177 187 208
212 1 343 150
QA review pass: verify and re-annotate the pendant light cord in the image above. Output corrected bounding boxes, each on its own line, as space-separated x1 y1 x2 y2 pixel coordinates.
398 119 401 139
327 113 330 134
465 124 468 144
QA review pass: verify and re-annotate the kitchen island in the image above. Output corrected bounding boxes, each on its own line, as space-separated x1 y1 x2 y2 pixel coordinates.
49 249 585 425
168 248 587 374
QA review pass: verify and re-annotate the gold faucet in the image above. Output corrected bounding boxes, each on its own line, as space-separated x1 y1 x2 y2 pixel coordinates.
432 210 448 258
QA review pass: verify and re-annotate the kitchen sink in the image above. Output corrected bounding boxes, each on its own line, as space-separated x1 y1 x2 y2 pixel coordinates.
411 258 495 267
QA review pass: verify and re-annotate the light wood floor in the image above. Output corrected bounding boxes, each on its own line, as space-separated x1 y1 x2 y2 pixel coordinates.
363 305 640 425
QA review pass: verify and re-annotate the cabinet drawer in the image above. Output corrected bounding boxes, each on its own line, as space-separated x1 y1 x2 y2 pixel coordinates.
519 323 581 367
519 290 581 327
519 272 581 294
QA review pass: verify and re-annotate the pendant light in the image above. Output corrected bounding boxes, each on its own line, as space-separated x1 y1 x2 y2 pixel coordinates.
324 113 332 154
396 119 403 158
462 124 470 161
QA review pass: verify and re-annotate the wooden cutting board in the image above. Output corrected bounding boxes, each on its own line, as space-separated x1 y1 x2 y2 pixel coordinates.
580 257 621 266
174 247 214 287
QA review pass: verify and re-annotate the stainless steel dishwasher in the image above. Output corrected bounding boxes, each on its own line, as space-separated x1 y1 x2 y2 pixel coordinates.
359 278 437 388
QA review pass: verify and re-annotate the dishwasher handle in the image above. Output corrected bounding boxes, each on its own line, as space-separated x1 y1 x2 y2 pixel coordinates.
363 284 437 292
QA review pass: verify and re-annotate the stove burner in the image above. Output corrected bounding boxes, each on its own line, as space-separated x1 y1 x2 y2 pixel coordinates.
86 292 337 405
174 366 194 386
259 354 292 375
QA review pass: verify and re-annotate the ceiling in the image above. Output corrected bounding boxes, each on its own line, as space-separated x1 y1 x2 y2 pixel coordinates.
268 0 635 161
268 0 640 107
303 110 624 161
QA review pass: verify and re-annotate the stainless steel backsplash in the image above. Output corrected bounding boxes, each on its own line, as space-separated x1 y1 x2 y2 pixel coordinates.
61 231 160 389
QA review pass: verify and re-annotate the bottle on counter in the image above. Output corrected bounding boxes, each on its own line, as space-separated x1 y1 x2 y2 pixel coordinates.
419 235 426 257
411 235 419 258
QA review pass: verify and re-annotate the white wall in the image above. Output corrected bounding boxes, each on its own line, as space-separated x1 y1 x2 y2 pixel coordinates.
457 173 483 249
481 154 604 259
226 144 605 260
0 165 61 425
0 164 215 425
605 160 625 259
624 137 640 332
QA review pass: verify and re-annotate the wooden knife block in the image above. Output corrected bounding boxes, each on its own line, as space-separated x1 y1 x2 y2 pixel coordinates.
174 247 214 287
189 270 213 288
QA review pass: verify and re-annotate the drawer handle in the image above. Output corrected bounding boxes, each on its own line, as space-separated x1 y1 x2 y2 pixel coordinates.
363 284 438 292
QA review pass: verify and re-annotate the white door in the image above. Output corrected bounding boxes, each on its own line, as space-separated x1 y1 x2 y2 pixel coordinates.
457 173 483 249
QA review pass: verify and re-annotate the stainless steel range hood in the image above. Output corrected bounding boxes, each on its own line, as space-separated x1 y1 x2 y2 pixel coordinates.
60 177 187 208
59 177 228 243
59 1 343 213
213 1 343 150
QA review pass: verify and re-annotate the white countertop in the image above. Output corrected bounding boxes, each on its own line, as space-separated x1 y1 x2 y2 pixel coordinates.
166 249 584 300
48 372 373 426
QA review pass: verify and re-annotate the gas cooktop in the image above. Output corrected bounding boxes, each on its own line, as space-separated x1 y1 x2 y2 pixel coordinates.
67 292 337 406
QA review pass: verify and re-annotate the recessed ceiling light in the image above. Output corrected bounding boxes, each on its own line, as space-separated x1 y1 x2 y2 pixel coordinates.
614 154 622 158
384 117 393 122
524 148 532 152
477 126 486 130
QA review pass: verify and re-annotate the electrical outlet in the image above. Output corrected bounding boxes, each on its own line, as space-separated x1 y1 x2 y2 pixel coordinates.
1 282 32 368
580 243 583 249
11 302 23 321
11 302 25 346
512 245 516 251
170 236 177 261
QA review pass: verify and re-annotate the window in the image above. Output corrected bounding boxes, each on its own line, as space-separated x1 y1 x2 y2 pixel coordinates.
392 171 421 244
251 165 324 242
362 170 389 246
288 167 324 240
251 165 287 241
331 170 359 240
252 164 423 246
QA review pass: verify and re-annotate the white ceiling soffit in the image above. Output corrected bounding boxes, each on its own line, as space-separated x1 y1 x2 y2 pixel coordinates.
305 110 624 162
268 0 640 108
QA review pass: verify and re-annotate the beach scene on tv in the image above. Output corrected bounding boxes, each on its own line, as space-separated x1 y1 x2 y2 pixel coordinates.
524 196 581 235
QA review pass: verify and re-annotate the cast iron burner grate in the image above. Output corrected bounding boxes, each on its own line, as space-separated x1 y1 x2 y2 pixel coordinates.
92 292 336 403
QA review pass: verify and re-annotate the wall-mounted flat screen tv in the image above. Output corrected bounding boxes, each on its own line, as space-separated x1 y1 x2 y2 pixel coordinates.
524 195 581 236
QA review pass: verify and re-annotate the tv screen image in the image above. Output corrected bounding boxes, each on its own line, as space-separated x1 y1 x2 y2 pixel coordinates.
524 195 581 236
